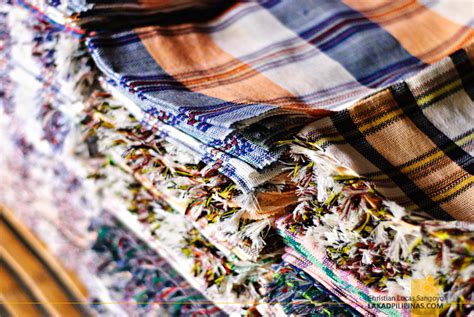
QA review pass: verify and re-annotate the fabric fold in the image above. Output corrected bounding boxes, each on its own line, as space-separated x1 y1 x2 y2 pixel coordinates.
297 44 474 221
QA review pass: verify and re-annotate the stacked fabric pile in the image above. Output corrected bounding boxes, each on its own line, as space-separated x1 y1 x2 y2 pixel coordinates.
0 5 133 315
0 1 100 292
1 0 473 316
277 45 474 315
1 3 265 315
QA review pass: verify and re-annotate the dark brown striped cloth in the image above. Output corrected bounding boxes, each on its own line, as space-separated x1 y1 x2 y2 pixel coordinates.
298 42 474 222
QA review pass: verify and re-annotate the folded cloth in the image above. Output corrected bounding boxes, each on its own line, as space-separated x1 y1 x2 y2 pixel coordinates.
11 0 473 197
276 140 474 316
84 135 279 312
280 243 396 316
106 81 287 193
85 0 472 194
80 94 288 260
297 43 474 221
279 220 474 317
278 44 474 316
5 2 473 315
15 0 233 31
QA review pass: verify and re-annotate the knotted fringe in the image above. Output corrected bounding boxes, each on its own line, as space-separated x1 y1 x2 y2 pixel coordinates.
82 101 283 260
181 228 274 303
287 140 474 315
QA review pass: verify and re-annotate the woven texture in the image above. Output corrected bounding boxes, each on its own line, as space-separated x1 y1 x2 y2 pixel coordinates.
3 2 474 316
298 44 474 221
91 216 225 317
13 1 474 196
278 221 406 317
85 0 473 193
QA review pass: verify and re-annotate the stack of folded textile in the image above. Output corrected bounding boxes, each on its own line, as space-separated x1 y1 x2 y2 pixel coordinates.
277 45 474 315
1 0 473 316
1 4 230 315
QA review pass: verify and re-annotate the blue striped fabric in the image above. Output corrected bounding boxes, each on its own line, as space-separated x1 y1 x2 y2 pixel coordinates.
26 0 470 193
263 0 426 87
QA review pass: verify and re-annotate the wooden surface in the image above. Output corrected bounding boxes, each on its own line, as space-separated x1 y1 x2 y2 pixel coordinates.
0 206 91 316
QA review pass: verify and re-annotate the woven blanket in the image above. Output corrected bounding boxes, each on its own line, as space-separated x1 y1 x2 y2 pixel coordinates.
84 0 472 193
12 1 473 195
4 3 473 315
88 150 278 313
81 96 287 260
298 43 474 221
283 111 474 316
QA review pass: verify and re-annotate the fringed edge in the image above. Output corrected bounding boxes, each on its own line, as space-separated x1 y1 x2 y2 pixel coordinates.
286 140 474 314
81 99 284 260
181 227 275 304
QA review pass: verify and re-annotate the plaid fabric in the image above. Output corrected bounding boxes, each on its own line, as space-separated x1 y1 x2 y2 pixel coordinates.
106 81 285 192
16 0 234 34
13 1 473 194
298 44 474 221
85 0 472 193
4 3 473 315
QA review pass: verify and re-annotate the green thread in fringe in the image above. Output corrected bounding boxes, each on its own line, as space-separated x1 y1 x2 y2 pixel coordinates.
279 231 401 317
